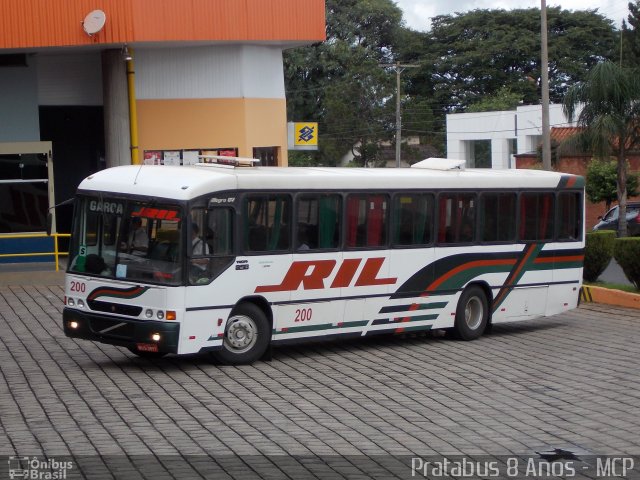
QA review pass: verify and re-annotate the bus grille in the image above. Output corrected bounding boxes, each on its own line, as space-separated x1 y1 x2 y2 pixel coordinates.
88 300 143 317
88 317 136 338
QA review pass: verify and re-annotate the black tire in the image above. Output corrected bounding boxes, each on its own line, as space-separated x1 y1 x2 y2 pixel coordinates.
127 347 167 359
453 285 488 340
212 303 270 365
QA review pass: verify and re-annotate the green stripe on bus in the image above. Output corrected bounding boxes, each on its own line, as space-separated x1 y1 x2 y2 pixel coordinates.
272 323 332 334
398 325 433 333
416 302 447 310
435 264 513 291
531 261 583 271
272 319 369 335
276 321 367 335
340 320 369 328
394 314 439 323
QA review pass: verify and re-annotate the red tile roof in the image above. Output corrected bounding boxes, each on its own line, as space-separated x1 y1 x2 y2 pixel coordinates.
551 127 583 142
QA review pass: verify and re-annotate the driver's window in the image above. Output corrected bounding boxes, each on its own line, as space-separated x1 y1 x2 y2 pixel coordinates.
207 208 233 255
188 207 234 285
119 216 149 256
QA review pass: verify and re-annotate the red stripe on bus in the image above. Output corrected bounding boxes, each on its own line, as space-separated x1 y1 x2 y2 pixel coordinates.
87 286 144 301
425 258 516 294
534 255 584 264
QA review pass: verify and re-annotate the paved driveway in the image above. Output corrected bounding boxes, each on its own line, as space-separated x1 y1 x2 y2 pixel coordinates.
1 283 639 479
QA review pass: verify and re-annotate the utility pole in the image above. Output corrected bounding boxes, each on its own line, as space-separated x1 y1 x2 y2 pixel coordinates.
380 62 419 167
541 0 552 171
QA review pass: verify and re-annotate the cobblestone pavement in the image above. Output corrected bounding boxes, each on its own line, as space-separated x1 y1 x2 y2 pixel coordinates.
0 282 639 479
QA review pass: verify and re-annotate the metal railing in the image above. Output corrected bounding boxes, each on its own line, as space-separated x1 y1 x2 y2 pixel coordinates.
0 233 70 271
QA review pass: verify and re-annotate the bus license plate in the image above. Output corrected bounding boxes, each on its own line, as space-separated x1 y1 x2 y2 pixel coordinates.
136 343 158 352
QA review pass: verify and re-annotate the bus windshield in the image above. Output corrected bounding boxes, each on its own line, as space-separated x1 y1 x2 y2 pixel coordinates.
68 196 184 286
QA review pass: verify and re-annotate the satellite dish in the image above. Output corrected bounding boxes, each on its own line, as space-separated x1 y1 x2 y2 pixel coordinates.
82 10 106 36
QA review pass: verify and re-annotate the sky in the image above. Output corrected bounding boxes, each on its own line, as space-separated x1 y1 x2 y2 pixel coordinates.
395 0 632 31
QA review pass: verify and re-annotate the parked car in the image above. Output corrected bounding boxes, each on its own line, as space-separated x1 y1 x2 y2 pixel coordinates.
593 202 640 236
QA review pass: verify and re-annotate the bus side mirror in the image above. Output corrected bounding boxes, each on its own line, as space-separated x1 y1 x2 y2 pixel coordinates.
46 213 53 236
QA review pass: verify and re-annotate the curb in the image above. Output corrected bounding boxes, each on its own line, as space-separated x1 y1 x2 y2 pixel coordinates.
581 285 640 309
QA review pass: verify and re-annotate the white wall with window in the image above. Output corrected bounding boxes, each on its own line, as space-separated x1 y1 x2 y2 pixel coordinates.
446 104 578 169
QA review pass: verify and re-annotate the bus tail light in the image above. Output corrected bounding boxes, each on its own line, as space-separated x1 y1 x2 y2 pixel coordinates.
166 311 176 320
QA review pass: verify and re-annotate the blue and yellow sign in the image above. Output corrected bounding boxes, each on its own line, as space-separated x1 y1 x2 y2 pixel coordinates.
294 122 318 146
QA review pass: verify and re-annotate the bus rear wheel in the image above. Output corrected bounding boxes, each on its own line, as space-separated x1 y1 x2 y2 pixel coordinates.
453 285 488 340
212 303 270 365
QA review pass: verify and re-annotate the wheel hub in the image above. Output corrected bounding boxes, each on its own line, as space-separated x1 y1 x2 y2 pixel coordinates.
465 297 483 330
225 315 258 353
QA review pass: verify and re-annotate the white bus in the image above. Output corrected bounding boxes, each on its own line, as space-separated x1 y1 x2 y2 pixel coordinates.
63 159 584 364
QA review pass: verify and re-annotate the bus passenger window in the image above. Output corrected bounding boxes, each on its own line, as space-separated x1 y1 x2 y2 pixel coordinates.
480 193 516 242
392 194 433 246
244 195 291 252
520 193 554 241
438 193 476 244
346 194 388 248
296 194 341 251
557 192 582 241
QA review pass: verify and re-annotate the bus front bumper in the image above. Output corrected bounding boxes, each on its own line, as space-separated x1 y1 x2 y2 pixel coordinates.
63 308 180 354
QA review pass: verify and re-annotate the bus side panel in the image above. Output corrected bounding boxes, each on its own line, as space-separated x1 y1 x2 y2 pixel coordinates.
272 252 346 339
179 307 230 354
342 250 397 336
548 241 584 315
371 247 442 334
183 254 292 353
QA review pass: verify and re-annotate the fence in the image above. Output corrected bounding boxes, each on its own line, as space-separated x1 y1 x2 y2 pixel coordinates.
0 233 70 271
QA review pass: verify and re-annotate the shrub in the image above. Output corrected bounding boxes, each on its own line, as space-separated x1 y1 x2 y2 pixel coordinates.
613 237 640 288
583 231 615 282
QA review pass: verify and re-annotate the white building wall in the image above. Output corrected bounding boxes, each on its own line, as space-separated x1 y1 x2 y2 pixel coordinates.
446 110 515 168
135 45 285 100
446 104 578 169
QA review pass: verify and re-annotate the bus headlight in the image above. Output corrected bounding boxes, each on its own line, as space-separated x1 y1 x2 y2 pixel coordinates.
152 333 161 342
157 311 164 320
145 309 153 318
67 298 75 306
77 299 85 308
69 321 79 329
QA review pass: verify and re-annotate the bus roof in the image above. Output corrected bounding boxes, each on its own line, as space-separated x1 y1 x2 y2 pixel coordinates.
77 164 582 201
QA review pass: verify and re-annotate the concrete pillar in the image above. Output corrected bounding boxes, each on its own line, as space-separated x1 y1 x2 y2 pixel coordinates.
102 49 130 167
491 138 510 169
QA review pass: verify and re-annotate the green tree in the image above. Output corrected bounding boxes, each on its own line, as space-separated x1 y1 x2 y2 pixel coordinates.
283 0 404 166
622 1 640 67
418 8 616 112
586 158 639 211
563 61 640 236
466 87 522 113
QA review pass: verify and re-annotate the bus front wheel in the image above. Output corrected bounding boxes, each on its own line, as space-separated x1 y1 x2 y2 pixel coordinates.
453 285 488 340
213 303 270 365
